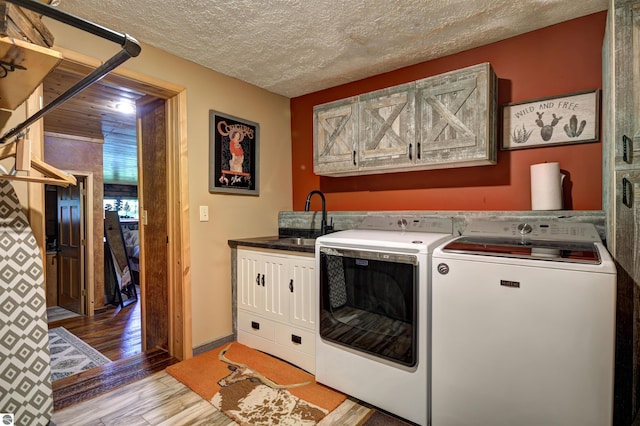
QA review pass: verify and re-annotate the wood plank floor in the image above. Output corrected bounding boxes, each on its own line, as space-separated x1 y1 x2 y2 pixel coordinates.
48 300 179 411
49 298 143 362
48 302 413 425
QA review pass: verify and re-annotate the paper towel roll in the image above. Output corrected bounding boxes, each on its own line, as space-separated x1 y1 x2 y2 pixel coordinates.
530 162 564 210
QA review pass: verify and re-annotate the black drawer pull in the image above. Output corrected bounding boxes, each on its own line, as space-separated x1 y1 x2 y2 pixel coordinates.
289 279 294 292
261 274 265 286
251 321 260 330
623 177 632 208
623 135 632 163
291 334 302 344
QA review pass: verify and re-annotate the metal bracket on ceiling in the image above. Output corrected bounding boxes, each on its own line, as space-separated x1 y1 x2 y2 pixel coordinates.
0 61 26 78
0 0 142 145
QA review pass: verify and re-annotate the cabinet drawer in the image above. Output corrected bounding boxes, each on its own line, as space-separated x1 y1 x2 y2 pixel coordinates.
275 325 315 356
238 311 275 342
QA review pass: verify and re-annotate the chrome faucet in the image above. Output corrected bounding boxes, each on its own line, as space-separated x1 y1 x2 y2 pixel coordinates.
304 190 333 235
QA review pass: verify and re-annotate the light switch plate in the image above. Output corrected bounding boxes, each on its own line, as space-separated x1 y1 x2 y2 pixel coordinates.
199 205 209 222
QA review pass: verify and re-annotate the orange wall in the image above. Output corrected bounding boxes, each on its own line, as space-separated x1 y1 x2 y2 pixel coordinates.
290 12 606 212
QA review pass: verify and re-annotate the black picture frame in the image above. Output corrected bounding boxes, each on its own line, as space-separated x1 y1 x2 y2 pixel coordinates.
209 110 259 195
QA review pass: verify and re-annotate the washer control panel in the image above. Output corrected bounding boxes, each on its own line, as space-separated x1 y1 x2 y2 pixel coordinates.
463 220 602 242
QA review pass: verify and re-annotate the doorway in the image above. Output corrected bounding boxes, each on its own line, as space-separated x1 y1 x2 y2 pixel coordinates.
37 56 191 360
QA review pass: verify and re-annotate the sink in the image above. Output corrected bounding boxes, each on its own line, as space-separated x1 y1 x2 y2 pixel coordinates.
274 237 316 247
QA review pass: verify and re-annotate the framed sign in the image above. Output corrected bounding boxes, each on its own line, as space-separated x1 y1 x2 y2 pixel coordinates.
502 89 599 150
209 110 259 195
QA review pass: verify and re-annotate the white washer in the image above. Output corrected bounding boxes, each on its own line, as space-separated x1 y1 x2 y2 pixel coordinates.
431 220 616 426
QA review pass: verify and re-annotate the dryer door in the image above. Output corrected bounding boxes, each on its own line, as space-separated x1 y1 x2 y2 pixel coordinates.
318 247 418 367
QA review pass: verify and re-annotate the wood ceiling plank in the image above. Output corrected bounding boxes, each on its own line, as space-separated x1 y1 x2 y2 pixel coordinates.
42 67 151 185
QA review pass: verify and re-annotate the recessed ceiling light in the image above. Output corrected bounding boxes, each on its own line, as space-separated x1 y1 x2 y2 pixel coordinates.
116 102 135 114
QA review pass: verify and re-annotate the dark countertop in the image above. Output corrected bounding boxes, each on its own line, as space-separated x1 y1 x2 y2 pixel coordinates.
228 236 315 254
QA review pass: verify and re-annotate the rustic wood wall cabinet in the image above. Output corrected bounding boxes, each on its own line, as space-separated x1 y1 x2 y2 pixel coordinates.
313 62 498 176
0 0 55 47
602 0 640 423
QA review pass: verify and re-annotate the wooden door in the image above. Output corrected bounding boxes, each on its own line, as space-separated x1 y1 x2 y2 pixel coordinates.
313 96 359 175
415 63 496 168
57 178 85 314
358 83 415 171
139 97 169 351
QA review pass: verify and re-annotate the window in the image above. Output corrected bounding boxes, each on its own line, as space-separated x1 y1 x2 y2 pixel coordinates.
104 198 139 220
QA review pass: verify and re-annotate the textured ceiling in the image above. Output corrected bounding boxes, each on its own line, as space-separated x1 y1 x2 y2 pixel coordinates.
40 0 609 186
51 0 608 98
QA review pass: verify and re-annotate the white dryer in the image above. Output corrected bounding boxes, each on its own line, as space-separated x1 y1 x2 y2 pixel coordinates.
315 216 455 426
431 220 616 426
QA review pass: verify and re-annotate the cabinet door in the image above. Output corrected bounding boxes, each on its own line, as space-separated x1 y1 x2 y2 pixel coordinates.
415 62 497 168
288 256 316 330
261 254 289 322
358 83 415 171
603 2 640 424
612 1 640 172
237 249 263 313
313 96 359 175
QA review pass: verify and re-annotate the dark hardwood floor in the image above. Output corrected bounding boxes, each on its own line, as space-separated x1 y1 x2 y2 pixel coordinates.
48 300 179 411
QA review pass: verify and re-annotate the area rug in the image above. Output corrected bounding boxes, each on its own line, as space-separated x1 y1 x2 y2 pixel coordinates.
166 342 346 425
48 327 111 381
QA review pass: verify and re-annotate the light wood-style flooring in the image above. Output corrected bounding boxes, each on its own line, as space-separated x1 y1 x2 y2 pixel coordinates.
51 370 387 425
48 301 413 425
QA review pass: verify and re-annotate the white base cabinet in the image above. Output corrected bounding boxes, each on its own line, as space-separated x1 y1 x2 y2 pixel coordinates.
236 248 316 373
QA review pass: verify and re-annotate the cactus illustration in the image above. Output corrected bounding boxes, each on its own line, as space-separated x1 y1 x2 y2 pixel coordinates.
512 124 534 144
536 112 562 141
564 114 587 138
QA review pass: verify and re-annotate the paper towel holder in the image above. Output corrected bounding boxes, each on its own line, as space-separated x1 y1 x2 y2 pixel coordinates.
560 168 572 209
530 162 571 210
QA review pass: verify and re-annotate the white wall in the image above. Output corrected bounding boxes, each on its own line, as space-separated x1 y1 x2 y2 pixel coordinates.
43 19 293 347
